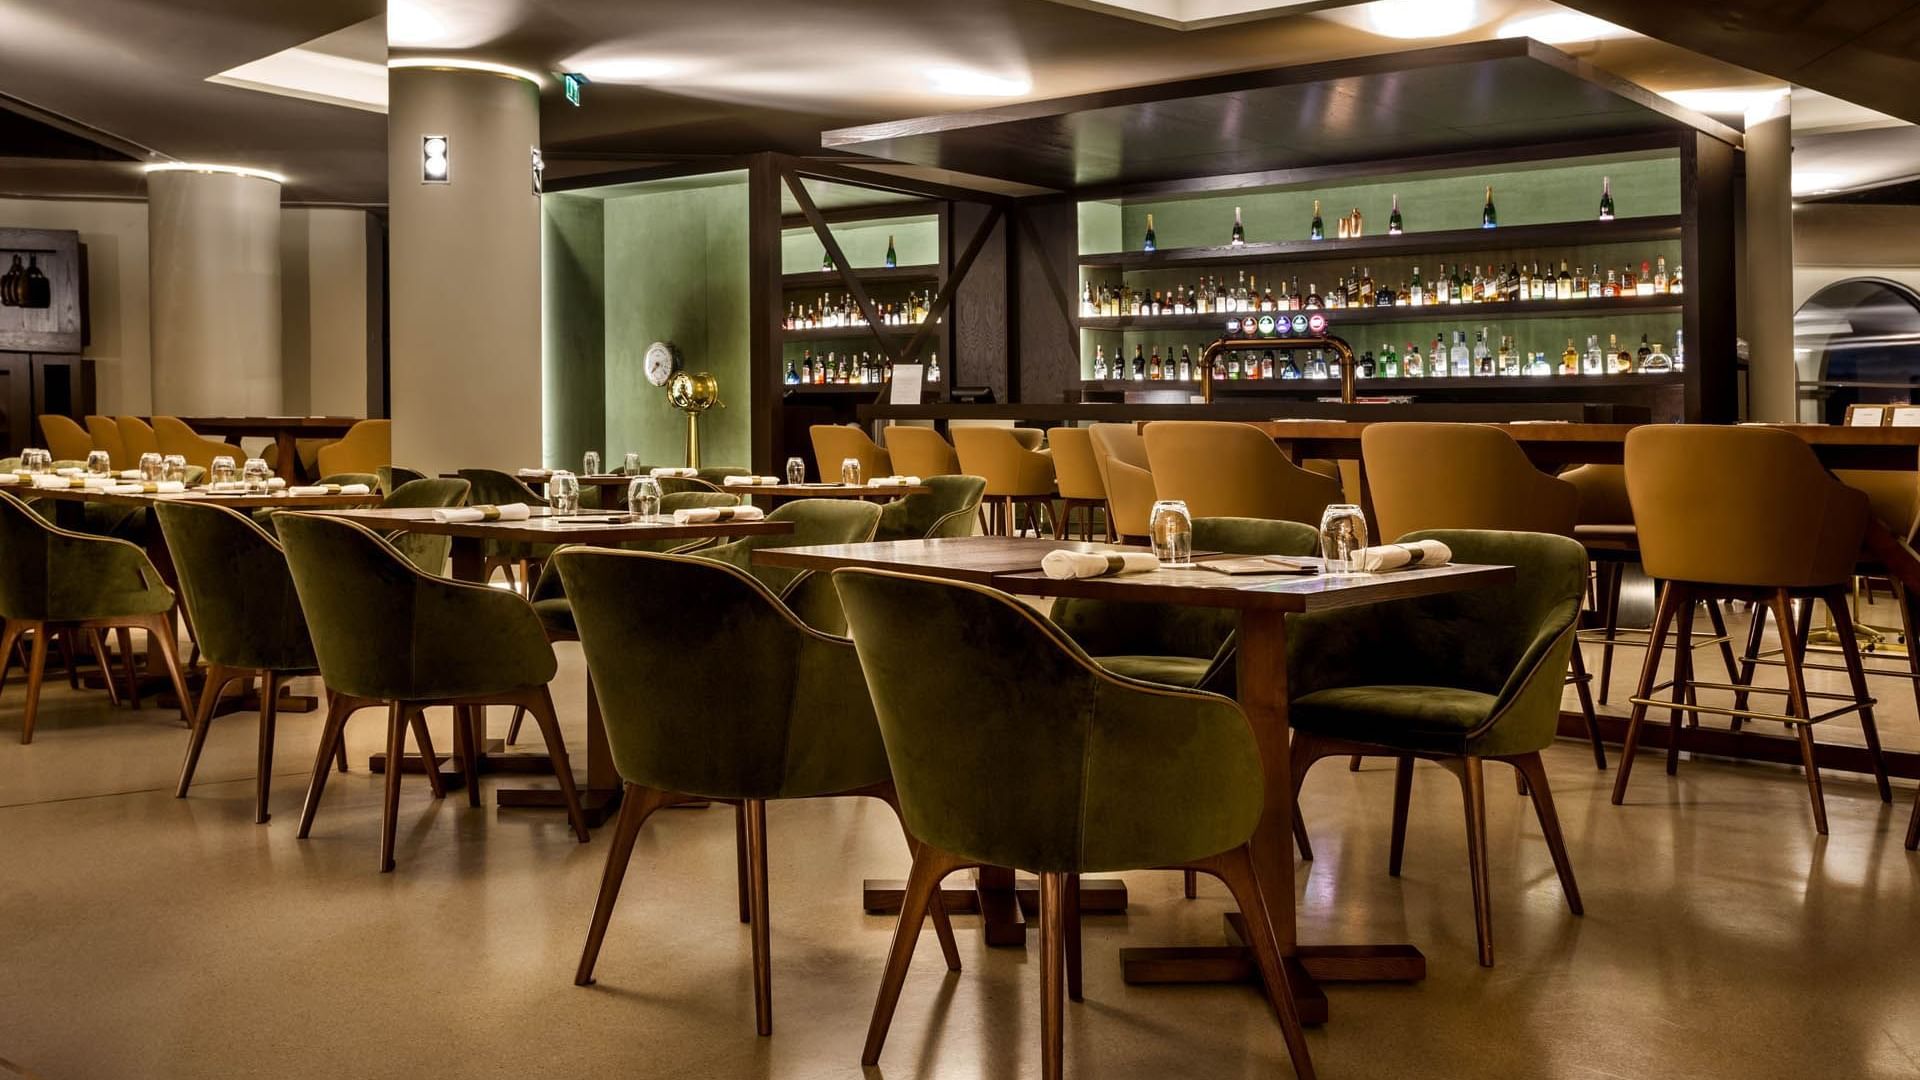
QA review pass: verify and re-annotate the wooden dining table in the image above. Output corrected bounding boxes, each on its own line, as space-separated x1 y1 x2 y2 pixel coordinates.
175 416 362 480
313 506 794 825
753 534 1515 1027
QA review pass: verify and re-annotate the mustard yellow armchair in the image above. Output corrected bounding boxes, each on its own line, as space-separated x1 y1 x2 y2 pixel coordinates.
316 420 391 478
154 416 244 470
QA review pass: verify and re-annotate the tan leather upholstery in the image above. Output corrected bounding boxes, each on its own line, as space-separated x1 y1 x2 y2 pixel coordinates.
1010 428 1045 451
37 415 92 461
1562 465 1633 526
883 426 959 477
315 419 391 476
153 416 245 470
86 416 127 468
811 424 890 480
1836 468 1919 542
1363 423 1578 542
1047 427 1106 501
1626 425 1870 590
952 426 1055 496
115 416 160 460
1090 423 1155 538
1143 420 1342 524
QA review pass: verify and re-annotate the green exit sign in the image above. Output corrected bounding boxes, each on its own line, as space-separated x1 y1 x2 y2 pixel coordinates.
563 73 585 107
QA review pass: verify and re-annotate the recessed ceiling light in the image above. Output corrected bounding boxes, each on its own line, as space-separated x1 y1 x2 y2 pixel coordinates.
924 66 1031 97
142 162 287 185
1360 0 1479 39
568 57 680 83
1496 11 1633 44
1791 171 1848 196
388 57 545 87
1658 86 1789 116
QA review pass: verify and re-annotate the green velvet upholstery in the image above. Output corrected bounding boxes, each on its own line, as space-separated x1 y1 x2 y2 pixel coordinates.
874 475 987 542
526 492 744 640
1286 529 1586 758
455 468 552 565
835 568 1265 874
377 465 428 496
697 499 881 636
318 472 380 489
552 549 891 801
152 502 316 673
274 513 557 702
697 466 750 483
377 478 470 576
656 476 723 496
0 490 174 621
1051 517 1320 696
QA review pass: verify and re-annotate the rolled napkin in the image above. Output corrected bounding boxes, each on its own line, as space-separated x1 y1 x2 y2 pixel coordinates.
721 475 782 486
118 470 143 480
515 468 549 479
55 467 84 477
1041 550 1162 580
287 483 372 496
672 505 767 525
650 467 698 478
868 475 923 488
431 502 531 524
107 481 186 495
29 474 105 489
267 477 288 490
0 474 18 485
1350 539 1453 573
207 482 250 493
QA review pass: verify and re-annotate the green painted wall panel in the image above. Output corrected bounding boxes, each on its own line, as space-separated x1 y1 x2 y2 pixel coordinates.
781 216 939 274
541 194 605 469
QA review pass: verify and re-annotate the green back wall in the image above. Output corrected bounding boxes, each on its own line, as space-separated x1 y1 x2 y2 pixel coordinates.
541 194 606 468
781 216 939 274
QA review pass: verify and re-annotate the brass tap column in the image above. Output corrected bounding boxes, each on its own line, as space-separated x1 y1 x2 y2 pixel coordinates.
1197 335 1357 404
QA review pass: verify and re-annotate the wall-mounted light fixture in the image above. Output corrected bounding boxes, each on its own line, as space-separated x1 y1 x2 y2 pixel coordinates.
530 147 544 195
422 134 450 183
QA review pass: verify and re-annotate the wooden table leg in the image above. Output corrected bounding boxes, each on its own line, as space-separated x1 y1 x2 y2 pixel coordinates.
274 432 299 480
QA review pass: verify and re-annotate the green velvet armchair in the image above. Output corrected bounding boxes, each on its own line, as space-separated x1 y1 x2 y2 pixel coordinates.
873 474 987 542
275 512 589 872
553 548 960 1036
377 477 470 576
377 464 428 496
0 490 192 743
697 498 881 636
834 567 1313 1080
155 501 322 823
455 467 551 590
1287 529 1587 967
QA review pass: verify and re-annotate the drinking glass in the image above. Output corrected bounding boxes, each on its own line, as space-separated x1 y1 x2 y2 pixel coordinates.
210 455 236 486
85 450 112 477
1149 499 1193 566
583 450 602 476
138 452 163 481
242 457 272 493
785 456 806 484
628 476 662 521
21 448 51 474
1319 504 1369 574
840 457 862 486
624 451 641 475
162 453 188 484
549 470 580 515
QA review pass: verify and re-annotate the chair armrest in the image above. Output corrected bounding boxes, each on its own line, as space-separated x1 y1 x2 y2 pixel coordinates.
411 573 557 690
48 530 173 617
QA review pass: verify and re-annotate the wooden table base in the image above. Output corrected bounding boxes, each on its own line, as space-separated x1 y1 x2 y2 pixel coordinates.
863 872 1129 948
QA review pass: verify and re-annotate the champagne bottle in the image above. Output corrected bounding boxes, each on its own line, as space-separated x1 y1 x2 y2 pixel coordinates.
1131 344 1146 381
820 247 832 271
1598 176 1615 222
1142 213 1156 253
884 234 897 268
1481 184 1497 229
1310 199 1324 241
1388 193 1404 235
1230 205 1245 247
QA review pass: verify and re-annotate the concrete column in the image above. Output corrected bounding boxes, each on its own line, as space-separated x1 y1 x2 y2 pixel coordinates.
388 65 542 473
1744 92 1796 422
146 169 282 414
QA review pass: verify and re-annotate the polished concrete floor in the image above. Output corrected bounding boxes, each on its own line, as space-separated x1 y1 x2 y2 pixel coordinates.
2 599 1919 1079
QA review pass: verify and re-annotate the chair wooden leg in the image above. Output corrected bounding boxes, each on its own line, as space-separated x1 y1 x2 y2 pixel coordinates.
1568 642 1605 769
1064 872 1083 1003
1772 591 1828 835
868 785 961 972
1348 754 1362 772
1907 787 1919 850
298 695 353 839
1388 754 1414 877
1289 730 1332 862
523 688 592 842
1732 598 1768 723
380 701 407 872
58 627 78 689
1825 591 1892 803
1053 501 1069 539
453 704 481 808
1597 561 1623 705
1706 598 1740 686
1510 752 1582 915
1614 582 1680 805
255 671 280 824
175 664 239 799
0 619 24 703
144 612 196 728
1441 756 1495 967
19 620 50 744
1039 871 1066 1080
1183 869 1197 899
1201 846 1317 1080
576 784 672 986
863 846 964 1067
743 798 774 1036
1897 582 1920 719
734 801 751 925
1666 586 1695 775
116 626 140 709
87 630 121 707
505 706 527 746
409 707 446 800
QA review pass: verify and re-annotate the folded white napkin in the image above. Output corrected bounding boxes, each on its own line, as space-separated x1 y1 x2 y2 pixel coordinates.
1350 539 1452 573
29 474 91 489
118 470 143 480
56 467 86 477
0 474 18 485
207 481 249 493
108 481 186 495
431 502 530 523
288 483 371 496
1041 550 1161 580
515 468 548 479
267 477 288 489
650 467 698 478
869 475 923 488
721 475 781 486
672 505 767 525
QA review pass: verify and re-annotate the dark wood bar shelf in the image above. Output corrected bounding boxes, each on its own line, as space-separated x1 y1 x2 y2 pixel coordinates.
1076 216 1682 273
782 265 940 288
781 322 938 342
1078 294 1682 332
782 384 887 399
1081 372 1685 394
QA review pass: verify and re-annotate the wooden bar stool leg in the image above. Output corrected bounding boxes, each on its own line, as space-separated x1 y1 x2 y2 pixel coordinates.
862 848 963 1067
1732 600 1768 725
1706 598 1740 686
1613 582 1680 805
1772 591 1827 835
1568 643 1605 769
1824 590 1892 803
1666 586 1695 775
1598 562 1623 705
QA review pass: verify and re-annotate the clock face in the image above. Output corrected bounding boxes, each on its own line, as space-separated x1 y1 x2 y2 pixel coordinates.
643 341 678 387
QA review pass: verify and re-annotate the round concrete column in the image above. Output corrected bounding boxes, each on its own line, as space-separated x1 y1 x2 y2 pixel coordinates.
146 168 283 414
387 64 543 473
1744 93 1796 421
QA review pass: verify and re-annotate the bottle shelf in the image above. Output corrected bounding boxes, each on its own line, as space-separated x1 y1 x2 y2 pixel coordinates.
782 265 940 288
1076 294 1682 332
781 322 940 342
1077 216 1683 273
782 384 888 397
1080 372 1685 393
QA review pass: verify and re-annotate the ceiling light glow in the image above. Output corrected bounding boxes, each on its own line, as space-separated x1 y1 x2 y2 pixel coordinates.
1791 171 1847 196
1362 0 1479 39
143 162 286 185
570 57 680 83
388 57 545 87
924 66 1031 97
1495 11 1633 43
1658 86 1789 116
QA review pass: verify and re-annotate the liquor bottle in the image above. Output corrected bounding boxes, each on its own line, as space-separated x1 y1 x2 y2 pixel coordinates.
1378 342 1400 378
1498 334 1519 376
1450 264 1467 304
1276 351 1298 379
1636 261 1655 297
1359 266 1375 306
1598 175 1615 222
1654 255 1670 293
1558 260 1574 301
1530 263 1547 301
1349 207 1364 238
1260 350 1277 379
1403 341 1423 379
1449 330 1471 377
1481 185 1497 229
1263 281 1277 311
1408 266 1424 306
1082 282 1095 317
1583 334 1605 376
1603 269 1619 298
1588 264 1603 299
1388 193 1404 235
1179 346 1194 381
1429 337 1447 378
1329 277 1348 309
1641 341 1673 374
1305 282 1322 309
1234 271 1251 312
1636 334 1652 370
1472 328 1493 376
1142 214 1157 252
1561 338 1579 376
1225 352 1241 380
1337 211 1350 240
1674 328 1685 370
1357 349 1375 379
1621 263 1638 295
1310 199 1324 241
1611 333 1634 374
1093 345 1108 380
1375 281 1396 307
1131 344 1147 381
1670 264 1684 294
927 353 941 383
1527 351 1552 376
784 356 800 385
1231 206 1246 247
885 234 897 268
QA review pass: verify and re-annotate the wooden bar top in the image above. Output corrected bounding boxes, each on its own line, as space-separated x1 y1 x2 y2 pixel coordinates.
12 484 380 510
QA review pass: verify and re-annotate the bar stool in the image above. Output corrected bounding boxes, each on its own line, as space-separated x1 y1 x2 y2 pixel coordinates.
1613 426 1891 834
952 426 1055 536
1143 420 1341 524
1088 423 1155 541
1046 427 1109 540
810 424 890 481
882 426 959 478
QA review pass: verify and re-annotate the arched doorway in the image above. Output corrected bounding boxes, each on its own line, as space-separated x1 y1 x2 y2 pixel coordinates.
1795 277 1920 425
